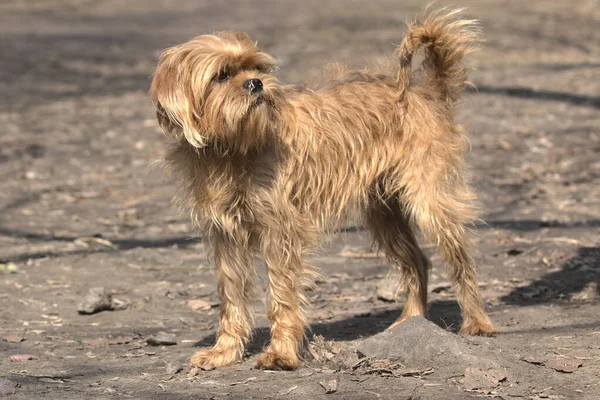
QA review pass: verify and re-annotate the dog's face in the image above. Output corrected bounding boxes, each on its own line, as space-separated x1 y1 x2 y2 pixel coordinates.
151 32 284 152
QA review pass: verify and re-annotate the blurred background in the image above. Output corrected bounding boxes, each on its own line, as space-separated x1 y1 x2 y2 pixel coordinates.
0 1 599 399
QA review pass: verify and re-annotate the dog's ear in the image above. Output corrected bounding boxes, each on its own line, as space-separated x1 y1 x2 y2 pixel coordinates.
150 48 207 147
153 100 183 140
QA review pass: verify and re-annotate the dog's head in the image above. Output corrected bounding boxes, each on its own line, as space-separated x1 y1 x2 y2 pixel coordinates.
150 32 283 153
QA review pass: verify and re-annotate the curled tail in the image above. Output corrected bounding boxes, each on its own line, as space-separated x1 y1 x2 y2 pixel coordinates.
396 8 482 105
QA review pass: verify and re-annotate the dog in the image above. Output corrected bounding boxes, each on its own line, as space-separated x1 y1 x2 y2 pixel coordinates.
149 8 496 371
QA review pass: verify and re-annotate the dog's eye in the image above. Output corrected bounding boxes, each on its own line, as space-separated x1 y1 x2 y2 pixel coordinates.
214 70 231 83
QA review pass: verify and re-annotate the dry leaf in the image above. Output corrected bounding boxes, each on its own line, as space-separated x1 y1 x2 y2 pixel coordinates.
3 335 24 343
10 354 39 361
463 367 507 390
339 251 382 259
545 357 582 373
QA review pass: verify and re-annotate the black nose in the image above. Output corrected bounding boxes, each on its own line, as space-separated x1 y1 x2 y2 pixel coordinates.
243 78 263 94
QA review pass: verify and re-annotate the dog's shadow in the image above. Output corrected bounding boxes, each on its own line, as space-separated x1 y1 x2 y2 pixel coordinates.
194 300 463 353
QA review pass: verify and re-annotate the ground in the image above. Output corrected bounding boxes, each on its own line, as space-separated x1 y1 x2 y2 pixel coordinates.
1 0 599 399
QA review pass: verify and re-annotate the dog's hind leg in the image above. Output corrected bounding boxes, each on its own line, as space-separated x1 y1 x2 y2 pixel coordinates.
397 127 496 335
366 196 430 327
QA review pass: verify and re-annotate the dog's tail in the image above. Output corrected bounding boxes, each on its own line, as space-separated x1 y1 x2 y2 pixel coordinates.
395 8 481 105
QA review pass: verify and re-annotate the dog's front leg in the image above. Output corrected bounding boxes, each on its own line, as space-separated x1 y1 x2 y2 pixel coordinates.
190 231 255 369
255 232 307 370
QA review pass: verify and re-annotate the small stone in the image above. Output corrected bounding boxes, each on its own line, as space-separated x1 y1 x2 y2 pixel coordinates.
319 378 338 394
147 333 177 346
77 287 113 315
165 361 183 374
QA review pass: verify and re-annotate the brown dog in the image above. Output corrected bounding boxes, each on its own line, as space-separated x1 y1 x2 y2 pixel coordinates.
150 8 495 370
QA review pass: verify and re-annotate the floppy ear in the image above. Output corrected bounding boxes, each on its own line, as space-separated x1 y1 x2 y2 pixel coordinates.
153 100 183 140
150 48 207 147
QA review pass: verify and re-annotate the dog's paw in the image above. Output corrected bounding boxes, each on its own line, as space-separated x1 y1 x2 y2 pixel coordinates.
255 350 300 371
190 347 240 370
459 320 497 336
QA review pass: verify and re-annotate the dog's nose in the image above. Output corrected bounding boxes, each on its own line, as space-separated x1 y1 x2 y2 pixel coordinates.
243 78 263 94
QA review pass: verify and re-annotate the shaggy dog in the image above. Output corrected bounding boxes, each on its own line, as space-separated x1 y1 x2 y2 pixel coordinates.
150 8 495 370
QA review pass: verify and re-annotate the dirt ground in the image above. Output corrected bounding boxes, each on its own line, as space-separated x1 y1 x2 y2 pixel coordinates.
1 0 599 399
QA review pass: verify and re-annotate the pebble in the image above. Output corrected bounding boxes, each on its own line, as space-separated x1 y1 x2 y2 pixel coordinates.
146 333 177 346
77 287 113 315
165 361 183 374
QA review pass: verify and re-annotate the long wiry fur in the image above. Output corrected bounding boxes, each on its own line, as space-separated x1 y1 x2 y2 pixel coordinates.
150 8 495 371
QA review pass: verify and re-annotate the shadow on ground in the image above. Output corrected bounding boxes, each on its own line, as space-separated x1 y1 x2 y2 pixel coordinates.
502 246 600 305
468 85 600 109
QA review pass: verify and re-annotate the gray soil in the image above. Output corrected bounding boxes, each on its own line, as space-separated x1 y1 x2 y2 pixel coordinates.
1 1 599 399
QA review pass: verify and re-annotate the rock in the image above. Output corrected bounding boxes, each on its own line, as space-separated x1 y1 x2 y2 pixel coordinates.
146 333 177 346
357 316 498 376
319 378 338 394
77 287 113 315
358 317 465 366
376 273 399 302
0 379 15 397
165 361 183 374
